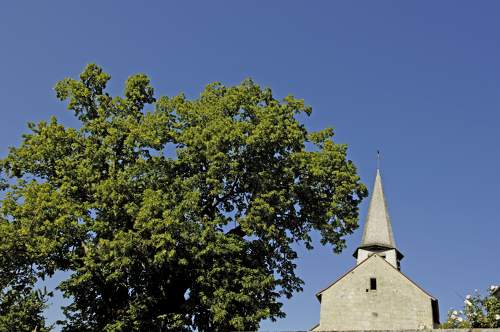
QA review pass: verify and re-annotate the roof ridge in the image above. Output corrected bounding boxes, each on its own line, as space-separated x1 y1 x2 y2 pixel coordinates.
315 254 436 301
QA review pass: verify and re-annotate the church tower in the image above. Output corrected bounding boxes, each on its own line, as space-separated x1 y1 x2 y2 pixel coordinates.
311 168 439 331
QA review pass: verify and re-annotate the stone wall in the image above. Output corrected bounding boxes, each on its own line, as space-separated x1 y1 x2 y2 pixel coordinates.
327 330 500 332
254 329 500 332
315 255 436 331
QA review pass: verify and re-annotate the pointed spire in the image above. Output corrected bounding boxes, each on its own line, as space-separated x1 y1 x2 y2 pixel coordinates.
360 169 396 248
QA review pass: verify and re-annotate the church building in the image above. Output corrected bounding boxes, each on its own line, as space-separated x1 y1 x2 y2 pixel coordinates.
311 169 439 331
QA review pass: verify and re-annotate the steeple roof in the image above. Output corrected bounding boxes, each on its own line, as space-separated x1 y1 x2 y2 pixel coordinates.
360 169 396 249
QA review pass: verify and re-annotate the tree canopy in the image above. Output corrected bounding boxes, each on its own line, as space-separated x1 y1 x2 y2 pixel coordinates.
0 64 367 331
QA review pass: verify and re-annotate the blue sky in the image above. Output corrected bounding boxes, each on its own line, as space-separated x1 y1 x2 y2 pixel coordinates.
1 1 499 331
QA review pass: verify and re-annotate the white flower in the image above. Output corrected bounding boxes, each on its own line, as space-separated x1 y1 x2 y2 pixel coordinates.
464 299 472 306
457 317 464 322
496 314 500 320
452 310 459 315
465 295 472 300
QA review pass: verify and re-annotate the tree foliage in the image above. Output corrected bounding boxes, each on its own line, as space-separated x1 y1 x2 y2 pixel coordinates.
0 218 52 332
0 64 367 331
441 286 500 328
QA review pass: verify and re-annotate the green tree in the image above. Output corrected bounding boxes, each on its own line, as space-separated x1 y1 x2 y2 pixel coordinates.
441 287 500 328
0 216 52 332
0 64 367 331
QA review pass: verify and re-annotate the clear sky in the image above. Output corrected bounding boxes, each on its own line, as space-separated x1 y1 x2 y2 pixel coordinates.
1 1 499 331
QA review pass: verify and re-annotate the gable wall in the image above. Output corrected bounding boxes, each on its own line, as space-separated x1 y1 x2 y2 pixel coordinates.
316 256 435 331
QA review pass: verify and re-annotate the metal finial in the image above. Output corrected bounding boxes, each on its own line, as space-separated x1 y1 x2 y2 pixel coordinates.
377 150 380 170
